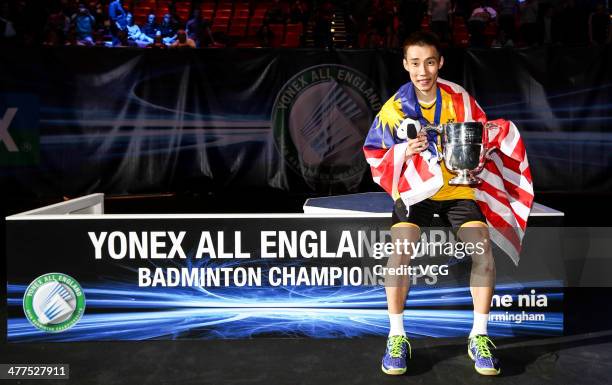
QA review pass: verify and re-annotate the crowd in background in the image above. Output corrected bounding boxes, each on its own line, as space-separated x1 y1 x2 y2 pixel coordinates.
0 0 610 48
361 0 611 48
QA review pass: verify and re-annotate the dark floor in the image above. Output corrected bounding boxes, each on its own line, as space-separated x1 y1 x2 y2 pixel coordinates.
1 332 612 385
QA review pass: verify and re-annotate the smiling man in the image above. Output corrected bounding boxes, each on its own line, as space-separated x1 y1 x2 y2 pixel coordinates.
363 31 500 376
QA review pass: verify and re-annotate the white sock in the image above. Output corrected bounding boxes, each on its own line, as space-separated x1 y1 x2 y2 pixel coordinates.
388 313 406 336
469 311 489 338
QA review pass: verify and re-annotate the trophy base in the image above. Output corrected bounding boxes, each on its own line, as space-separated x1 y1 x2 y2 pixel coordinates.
448 171 482 186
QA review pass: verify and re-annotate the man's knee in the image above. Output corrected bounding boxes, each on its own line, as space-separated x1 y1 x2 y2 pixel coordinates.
390 222 421 258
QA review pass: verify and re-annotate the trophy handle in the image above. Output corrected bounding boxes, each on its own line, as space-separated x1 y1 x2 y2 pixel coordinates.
472 147 496 175
424 124 443 134
472 121 499 175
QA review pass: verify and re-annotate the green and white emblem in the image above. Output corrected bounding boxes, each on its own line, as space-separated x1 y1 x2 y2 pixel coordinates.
23 273 85 333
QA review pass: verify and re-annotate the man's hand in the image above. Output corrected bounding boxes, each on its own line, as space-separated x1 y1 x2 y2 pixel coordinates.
405 132 428 158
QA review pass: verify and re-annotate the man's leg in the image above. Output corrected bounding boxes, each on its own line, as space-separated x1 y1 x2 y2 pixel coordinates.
381 222 420 375
381 199 433 375
386 223 421 317
457 221 500 376
457 222 495 332
445 199 500 376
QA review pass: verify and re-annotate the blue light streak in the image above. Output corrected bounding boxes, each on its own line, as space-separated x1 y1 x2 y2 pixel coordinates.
7 281 563 342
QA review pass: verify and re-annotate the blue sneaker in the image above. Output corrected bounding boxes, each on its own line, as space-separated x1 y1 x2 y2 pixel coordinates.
468 335 501 376
381 335 411 375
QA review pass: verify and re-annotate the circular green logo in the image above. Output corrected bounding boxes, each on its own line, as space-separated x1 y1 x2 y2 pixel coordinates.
272 64 382 189
23 273 86 333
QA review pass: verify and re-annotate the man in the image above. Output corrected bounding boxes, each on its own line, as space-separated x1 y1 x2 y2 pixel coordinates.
108 0 126 45
159 13 178 45
186 9 215 48
363 31 507 376
497 0 518 47
71 3 96 46
589 1 611 46
469 2 497 47
142 13 158 41
428 0 452 44
171 29 196 48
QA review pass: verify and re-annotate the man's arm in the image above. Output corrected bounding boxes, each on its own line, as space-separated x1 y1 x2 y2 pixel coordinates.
363 96 429 197
108 3 117 21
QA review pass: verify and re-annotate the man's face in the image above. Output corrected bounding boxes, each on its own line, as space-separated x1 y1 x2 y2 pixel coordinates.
403 44 444 95
163 14 170 23
148 14 155 24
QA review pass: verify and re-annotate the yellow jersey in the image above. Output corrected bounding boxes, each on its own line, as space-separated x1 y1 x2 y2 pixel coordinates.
419 87 475 201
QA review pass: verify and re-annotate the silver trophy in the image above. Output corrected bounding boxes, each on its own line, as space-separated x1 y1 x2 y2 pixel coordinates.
425 122 497 186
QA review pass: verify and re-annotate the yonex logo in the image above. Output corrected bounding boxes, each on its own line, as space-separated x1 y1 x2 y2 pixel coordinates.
0 107 19 152
0 94 39 165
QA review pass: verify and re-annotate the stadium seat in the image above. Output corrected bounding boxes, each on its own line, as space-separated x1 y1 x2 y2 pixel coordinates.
202 10 214 21
228 22 247 38
235 9 250 19
268 23 284 47
216 9 233 19
212 17 230 34
201 2 216 13
282 31 300 47
285 23 303 35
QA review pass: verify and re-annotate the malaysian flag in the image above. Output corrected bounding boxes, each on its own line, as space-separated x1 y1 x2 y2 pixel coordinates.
363 79 534 264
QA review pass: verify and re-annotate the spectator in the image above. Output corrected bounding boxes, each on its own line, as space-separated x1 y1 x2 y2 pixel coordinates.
64 27 78 46
497 0 518 47
313 0 334 48
428 0 452 44
45 5 70 45
113 28 135 47
159 13 177 45
43 29 62 46
257 23 273 47
171 29 195 48
71 3 96 46
265 0 289 24
519 0 538 46
342 0 362 48
92 28 106 46
453 0 471 21
108 0 127 45
90 0 106 31
147 31 167 48
468 2 497 47
126 12 153 47
141 13 158 40
588 1 611 45
289 0 308 25
186 9 215 47
369 0 394 47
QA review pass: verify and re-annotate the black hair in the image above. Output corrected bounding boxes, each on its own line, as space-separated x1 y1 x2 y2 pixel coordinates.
402 31 442 58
